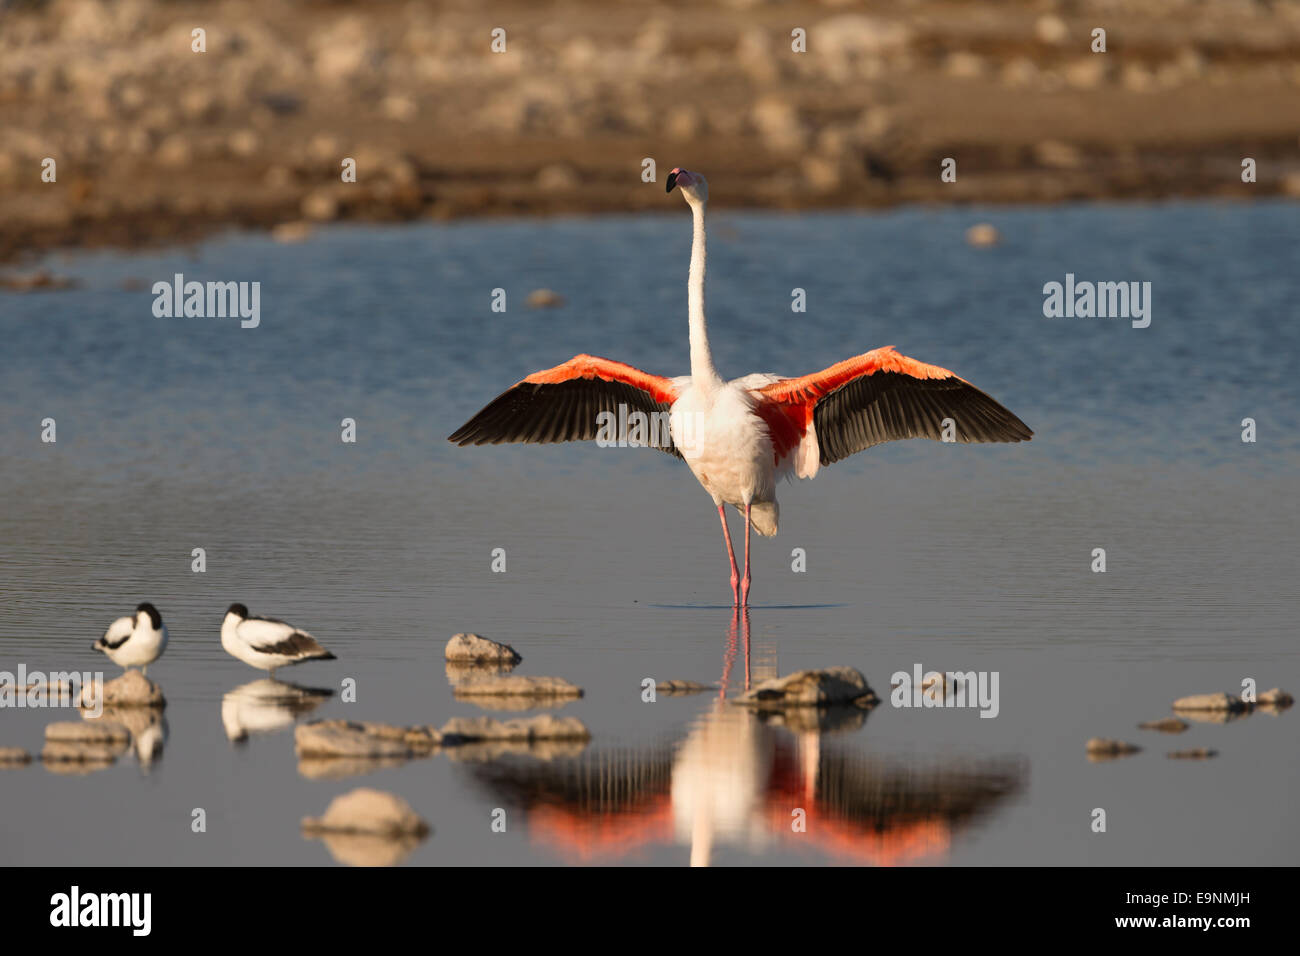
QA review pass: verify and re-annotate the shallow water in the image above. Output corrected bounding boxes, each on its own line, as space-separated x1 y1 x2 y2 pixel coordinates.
1 201 1297 865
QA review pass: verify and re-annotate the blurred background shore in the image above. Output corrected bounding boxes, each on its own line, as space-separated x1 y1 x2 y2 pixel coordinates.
3 0 1300 265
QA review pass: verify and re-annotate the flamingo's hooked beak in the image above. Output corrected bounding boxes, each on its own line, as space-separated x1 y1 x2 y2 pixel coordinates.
667 167 696 193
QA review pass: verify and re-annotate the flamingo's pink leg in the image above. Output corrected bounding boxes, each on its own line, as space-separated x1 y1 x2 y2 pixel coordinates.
741 504 753 608
718 505 740 605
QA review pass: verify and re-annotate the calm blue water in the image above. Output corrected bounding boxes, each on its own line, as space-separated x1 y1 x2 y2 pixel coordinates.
1 201 1297 865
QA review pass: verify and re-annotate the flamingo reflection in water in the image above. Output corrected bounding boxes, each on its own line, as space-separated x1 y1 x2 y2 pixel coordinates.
467 615 1024 866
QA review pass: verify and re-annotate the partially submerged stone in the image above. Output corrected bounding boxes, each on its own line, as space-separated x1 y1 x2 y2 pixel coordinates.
301 788 430 837
294 720 441 759
734 667 877 709
445 633 521 665
1086 738 1141 759
452 675 583 700
1257 688 1294 709
440 714 590 744
1137 717 1189 733
1172 692 1247 713
0 747 31 766
1168 748 1218 760
85 671 166 709
45 720 131 744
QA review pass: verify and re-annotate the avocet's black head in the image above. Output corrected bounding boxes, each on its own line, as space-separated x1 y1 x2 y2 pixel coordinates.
226 603 249 620
135 602 162 629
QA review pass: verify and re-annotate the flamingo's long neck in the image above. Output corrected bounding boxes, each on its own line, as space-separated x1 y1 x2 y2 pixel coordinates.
688 200 721 388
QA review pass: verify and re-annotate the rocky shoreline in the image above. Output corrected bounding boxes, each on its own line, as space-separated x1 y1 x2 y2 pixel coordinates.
3 0 1300 267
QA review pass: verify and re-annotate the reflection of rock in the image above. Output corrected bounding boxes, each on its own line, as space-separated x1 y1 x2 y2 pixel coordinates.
445 660 517 685
298 755 415 781
294 719 441 758
734 668 877 710
46 720 131 744
444 633 522 665
311 831 426 867
753 704 869 735
443 739 589 764
43 719 131 770
43 721 126 766
0 747 32 767
452 675 583 701
655 680 713 696
1086 738 1141 761
1167 749 1217 760
302 788 429 837
440 714 590 744
41 742 121 772
222 679 332 741
1138 718 1188 733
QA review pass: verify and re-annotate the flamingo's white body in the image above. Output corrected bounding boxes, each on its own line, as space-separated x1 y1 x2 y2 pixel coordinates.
450 168 1032 605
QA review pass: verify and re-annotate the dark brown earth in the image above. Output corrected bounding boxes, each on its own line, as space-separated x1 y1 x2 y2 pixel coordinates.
3 0 1300 267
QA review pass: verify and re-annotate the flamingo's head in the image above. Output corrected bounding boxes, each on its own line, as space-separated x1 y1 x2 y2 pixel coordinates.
666 167 708 205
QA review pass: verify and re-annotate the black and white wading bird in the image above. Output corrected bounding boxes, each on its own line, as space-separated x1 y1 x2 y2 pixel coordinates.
220 603 336 677
92 602 168 675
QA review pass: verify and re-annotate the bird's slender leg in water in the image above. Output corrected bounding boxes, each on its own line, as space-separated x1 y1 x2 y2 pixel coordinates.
268 667 277 680
741 504 753 608
718 505 740 605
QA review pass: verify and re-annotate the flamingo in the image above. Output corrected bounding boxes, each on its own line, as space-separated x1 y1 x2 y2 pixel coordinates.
449 167 1033 606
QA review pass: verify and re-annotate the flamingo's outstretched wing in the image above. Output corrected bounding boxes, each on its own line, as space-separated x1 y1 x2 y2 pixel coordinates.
448 354 684 458
752 346 1032 474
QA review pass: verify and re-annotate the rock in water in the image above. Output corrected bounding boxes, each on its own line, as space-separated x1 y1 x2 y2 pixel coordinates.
301 788 429 836
294 720 440 758
85 671 165 709
1172 692 1248 712
734 667 877 709
526 288 566 308
444 633 522 664
1086 738 1141 759
1137 717 1188 733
